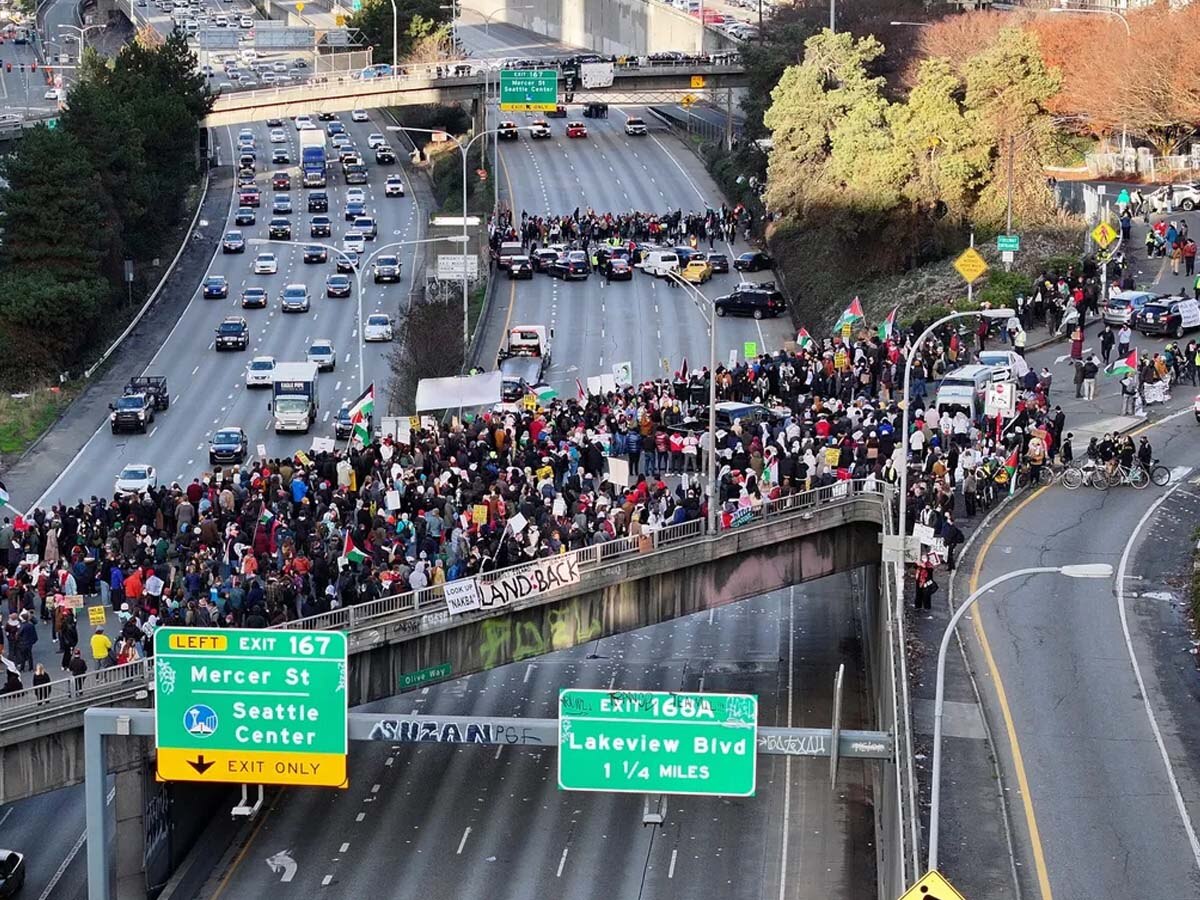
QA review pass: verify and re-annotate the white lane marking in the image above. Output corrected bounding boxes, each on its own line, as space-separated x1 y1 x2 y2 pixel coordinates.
192 365 200 375
523 663 534 683
456 826 472 855
339 842 350 853
0 809 10 828
149 426 159 438
778 585 795 900
494 744 504 760
1169 465 1191 482
371 783 380 793
1116 483 1200 870
556 847 569 878
37 785 115 900
355 812 366 822
608 671 617 690
321 874 333 886
668 848 678 879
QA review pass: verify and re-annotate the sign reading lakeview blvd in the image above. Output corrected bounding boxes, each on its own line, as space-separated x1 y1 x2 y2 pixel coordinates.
499 68 558 111
154 628 348 788
558 689 758 796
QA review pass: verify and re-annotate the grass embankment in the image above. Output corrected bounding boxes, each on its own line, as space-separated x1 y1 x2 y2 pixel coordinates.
0 384 77 455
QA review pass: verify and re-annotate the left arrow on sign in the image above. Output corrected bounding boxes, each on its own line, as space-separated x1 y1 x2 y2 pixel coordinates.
188 755 215 774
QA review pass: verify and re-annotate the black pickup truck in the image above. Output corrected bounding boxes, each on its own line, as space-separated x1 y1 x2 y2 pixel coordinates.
126 376 169 410
109 377 169 434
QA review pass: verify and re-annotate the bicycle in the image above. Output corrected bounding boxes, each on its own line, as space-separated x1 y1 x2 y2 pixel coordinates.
1060 460 1102 491
1091 462 1149 491
1147 458 1172 487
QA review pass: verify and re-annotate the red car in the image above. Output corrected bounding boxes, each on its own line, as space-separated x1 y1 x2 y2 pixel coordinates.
239 187 261 207
271 172 291 191
566 121 588 138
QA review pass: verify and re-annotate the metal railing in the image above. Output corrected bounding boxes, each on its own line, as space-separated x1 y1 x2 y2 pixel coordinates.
0 480 884 730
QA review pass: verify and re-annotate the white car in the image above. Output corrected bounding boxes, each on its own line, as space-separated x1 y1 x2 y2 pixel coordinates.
44 88 60 101
345 187 365 204
1150 183 1200 212
269 128 286 143
253 252 277 274
245 355 275 387
306 338 336 371
294 114 315 130
239 15 252 26
384 174 405 197
343 233 366 254
351 108 369 122
363 313 393 342
114 463 157 495
331 133 351 149
366 132 386 149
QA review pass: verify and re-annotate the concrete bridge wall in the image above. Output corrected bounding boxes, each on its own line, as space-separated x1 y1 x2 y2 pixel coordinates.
459 0 737 56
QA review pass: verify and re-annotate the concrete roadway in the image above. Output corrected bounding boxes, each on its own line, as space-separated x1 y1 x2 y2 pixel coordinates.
0 27 53 116
957 409 1200 898
480 105 791 391
200 573 876 899
30 112 421 510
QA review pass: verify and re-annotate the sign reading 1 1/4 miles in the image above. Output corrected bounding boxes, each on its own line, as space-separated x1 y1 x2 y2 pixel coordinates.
558 689 758 796
154 627 348 788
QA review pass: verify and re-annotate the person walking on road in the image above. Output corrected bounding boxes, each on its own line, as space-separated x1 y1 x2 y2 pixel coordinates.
1100 324 1115 365
15 611 37 673
1186 239 1197 277
1082 355 1099 400
1117 324 1132 360
90 626 113 670
1073 358 1087 398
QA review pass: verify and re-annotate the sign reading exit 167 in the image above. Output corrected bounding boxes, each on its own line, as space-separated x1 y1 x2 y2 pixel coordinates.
558 689 758 796
499 68 557 112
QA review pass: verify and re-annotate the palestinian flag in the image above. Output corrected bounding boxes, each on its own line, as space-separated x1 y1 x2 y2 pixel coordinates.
0 480 9 508
797 328 815 352
1002 448 1018 482
877 306 897 342
258 507 274 526
348 383 375 445
576 378 587 403
833 297 864 333
1107 348 1137 378
340 532 367 566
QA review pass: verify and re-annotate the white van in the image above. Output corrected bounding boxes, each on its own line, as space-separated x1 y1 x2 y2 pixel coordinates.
640 249 680 278
935 364 999 422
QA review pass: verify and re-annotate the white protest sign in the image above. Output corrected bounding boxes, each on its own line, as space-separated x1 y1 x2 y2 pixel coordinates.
311 436 335 453
385 489 401 510
1179 298 1200 329
606 456 631 487
912 523 936 546
443 578 483 615
479 555 581 609
612 361 632 387
256 443 267 459
507 512 528 534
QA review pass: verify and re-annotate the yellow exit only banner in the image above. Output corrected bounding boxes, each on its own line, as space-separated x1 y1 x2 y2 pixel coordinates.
156 747 347 787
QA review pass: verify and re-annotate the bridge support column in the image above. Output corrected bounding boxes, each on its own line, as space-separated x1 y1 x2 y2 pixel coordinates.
471 92 486 141
115 753 149 900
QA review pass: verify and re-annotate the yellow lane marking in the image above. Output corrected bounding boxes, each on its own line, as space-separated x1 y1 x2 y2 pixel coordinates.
968 485 1055 900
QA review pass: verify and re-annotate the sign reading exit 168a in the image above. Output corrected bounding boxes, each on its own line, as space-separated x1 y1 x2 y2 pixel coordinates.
558 689 758 796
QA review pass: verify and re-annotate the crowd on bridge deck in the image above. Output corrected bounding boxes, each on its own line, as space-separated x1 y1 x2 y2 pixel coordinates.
492 206 748 253
5 249 1184 695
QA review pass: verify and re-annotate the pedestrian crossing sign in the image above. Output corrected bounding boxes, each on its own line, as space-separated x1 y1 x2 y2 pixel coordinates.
897 870 967 900
1092 221 1118 249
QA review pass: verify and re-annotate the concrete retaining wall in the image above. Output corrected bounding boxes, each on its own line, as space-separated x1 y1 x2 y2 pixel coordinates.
459 0 736 57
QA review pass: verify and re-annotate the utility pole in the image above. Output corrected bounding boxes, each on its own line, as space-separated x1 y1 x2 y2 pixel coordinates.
829 0 834 31
1005 133 1015 272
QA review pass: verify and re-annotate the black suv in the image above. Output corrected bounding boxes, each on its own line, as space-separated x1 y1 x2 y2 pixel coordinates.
1134 297 1193 338
214 316 250 350
375 146 396 164
551 250 590 280
714 283 786 320
303 245 328 264
334 402 373 440
307 191 329 213
268 218 291 240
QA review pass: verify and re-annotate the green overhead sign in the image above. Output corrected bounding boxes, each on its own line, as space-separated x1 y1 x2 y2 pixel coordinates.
499 68 557 112
558 689 758 796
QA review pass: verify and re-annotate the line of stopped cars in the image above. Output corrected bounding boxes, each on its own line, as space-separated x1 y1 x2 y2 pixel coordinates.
111 110 400 494
497 239 784 318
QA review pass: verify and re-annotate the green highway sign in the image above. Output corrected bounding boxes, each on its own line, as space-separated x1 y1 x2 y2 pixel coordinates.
500 68 557 112
399 661 452 689
997 234 1020 252
558 689 758 796
153 627 348 788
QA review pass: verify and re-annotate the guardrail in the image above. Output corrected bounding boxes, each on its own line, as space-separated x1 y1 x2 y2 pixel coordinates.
0 480 885 732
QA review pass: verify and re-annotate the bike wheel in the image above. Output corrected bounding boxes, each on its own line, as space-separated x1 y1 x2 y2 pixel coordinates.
1090 470 1111 490
1129 467 1150 490
1061 467 1084 490
1037 466 1056 486
1150 465 1172 486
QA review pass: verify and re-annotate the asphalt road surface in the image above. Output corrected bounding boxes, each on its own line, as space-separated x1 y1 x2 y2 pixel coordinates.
30 113 420 510
960 408 1200 899
200 573 876 899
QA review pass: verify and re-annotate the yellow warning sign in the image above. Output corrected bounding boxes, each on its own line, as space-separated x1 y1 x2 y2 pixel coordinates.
1091 221 1118 249
335 12 345 25
897 870 967 900
680 94 697 108
690 74 705 88
295 1 305 11
953 247 988 284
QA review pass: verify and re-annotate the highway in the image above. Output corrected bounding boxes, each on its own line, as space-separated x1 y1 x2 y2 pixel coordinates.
30 112 421 509
200 573 876 899
957 410 1200 898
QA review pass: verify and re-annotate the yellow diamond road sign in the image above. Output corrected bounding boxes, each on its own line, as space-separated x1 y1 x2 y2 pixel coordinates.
690 74 705 88
1092 221 1118 249
897 870 967 900
681 94 697 107
953 247 988 284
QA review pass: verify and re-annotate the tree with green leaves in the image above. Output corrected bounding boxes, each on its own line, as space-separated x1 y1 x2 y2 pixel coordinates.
348 0 448 65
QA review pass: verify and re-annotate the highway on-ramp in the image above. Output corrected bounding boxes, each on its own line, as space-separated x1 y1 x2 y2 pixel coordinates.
199 574 876 899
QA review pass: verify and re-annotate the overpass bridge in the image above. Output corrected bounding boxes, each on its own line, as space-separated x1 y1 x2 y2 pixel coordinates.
1 481 890 805
202 57 747 127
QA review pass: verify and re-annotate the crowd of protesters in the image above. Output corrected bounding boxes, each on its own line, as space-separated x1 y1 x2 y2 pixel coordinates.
3 242 1176 695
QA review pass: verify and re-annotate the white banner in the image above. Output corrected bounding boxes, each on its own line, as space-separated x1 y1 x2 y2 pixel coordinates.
912 523 936 546
436 254 480 280
444 578 483 615
612 361 632 387
415 370 502 411
311 436 335 453
606 456 630 487
480 555 581 609
1179 299 1200 329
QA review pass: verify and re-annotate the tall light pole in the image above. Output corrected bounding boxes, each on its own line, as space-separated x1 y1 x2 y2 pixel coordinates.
248 235 466 392
472 4 533 35
389 0 397 72
666 270 719 534
896 308 1013 547
388 123 538 361
58 23 103 59
928 563 1113 871
1048 6 1130 152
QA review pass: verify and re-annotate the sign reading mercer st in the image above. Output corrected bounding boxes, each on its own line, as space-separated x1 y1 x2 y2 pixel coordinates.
499 68 557 112
153 627 348 788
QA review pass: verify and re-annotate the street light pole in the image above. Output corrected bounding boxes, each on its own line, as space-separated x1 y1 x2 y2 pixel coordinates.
667 271 719 534
389 0 397 71
928 563 1113 871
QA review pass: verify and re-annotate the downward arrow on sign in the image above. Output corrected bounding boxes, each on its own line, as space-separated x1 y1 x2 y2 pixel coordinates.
188 755 215 774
